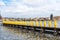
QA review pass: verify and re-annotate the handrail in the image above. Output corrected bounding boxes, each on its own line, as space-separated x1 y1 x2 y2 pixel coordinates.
2 19 57 28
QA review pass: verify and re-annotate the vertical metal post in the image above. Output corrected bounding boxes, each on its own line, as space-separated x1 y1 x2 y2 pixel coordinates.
44 20 46 27
48 20 52 28
36 20 38 27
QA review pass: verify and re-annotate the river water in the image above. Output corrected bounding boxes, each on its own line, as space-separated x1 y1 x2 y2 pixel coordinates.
0 22 60 40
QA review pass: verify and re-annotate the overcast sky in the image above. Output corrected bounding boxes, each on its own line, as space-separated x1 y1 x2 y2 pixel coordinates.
0 0 60 18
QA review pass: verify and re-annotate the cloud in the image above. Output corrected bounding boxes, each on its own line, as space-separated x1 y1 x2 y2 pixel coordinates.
0 1 5 6
1 0 60 18
23 0 41 5
1 1 33 13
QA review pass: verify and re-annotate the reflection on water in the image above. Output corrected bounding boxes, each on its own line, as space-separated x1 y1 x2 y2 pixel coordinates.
0 23 60 40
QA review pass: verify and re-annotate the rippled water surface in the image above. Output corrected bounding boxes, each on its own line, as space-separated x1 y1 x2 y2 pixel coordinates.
0 22 60 40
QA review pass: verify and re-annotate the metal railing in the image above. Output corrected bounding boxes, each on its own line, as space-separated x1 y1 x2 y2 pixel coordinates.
2 19 57 28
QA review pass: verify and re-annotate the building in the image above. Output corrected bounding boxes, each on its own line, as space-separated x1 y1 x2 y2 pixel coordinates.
53 16 60 20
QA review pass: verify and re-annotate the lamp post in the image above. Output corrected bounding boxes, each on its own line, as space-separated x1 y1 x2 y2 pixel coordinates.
50 14 53 20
